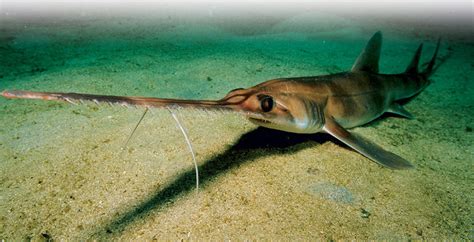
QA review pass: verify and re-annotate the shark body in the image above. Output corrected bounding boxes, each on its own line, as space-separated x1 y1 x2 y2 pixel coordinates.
2 31 441 169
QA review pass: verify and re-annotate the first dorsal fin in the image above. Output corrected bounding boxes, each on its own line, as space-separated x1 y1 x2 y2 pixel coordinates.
351 31 382 73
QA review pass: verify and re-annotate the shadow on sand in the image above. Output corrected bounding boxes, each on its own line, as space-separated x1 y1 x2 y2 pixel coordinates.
89 127 337 238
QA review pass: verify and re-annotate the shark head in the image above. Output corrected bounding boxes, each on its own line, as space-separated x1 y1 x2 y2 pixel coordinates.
220 81 325 134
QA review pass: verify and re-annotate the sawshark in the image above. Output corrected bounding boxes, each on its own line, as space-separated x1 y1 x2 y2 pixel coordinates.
2 31 441 169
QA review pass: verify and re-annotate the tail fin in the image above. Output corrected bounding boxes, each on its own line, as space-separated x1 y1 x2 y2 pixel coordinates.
405 43 423 74
421 38 441 78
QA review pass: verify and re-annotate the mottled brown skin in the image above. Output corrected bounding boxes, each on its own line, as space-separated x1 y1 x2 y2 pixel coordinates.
1 32 440 169
222 70 429 133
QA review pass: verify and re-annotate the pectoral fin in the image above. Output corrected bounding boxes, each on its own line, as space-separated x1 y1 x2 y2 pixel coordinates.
323 118 414 169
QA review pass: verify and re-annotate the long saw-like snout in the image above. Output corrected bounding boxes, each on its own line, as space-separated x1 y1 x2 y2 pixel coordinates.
1 90 267 119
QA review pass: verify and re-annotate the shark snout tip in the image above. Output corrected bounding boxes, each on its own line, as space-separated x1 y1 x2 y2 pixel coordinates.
1 90 12 98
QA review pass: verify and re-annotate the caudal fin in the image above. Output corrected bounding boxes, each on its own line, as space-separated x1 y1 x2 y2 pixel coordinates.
421 38 441 78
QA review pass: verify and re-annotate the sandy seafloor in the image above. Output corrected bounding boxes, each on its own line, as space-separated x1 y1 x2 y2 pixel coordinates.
0 11 473 240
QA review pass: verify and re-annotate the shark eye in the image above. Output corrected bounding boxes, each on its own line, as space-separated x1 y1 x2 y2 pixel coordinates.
259 95 274 112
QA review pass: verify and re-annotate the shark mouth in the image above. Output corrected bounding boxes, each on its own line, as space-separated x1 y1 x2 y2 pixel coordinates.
248 117 272 124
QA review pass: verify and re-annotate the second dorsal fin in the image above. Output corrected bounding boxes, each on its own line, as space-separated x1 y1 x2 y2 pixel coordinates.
351 31 382 73
405 43 423 74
